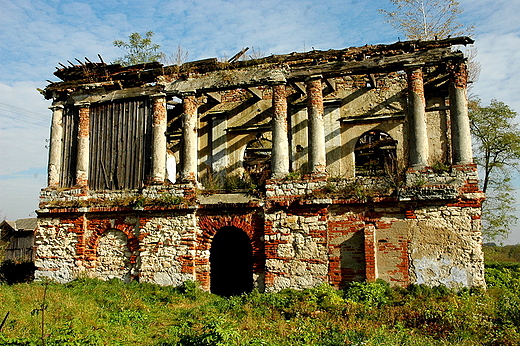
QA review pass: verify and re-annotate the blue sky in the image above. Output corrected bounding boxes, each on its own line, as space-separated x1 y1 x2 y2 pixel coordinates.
0 0 519 243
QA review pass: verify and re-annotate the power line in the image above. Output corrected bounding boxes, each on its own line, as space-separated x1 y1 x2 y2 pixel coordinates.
0 101 49 128
0 101 48 117
0 112 48 128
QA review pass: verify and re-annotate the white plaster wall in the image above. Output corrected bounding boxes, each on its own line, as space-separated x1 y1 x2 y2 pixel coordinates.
408 205 486 288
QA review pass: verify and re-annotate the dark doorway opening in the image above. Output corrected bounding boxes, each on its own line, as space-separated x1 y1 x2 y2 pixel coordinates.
210 226 253 296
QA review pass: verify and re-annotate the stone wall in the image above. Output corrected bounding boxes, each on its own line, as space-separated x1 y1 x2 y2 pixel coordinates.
35 176 485 291
264 208 329 291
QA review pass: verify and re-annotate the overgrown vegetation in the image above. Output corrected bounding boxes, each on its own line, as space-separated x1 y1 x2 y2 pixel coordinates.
200 172 259 195
1 264 520 345
113 31 164 66
42 193 187 209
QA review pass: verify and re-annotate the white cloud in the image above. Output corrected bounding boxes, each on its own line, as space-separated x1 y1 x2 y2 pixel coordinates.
0 0 518 244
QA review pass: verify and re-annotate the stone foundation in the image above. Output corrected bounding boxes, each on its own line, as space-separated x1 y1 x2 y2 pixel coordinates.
35 169 485 291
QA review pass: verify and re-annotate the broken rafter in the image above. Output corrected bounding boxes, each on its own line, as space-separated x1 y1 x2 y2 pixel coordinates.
228 47 250 63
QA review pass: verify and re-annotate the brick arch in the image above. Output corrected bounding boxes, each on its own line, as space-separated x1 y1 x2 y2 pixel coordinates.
83 221 139 265
197 213 264 289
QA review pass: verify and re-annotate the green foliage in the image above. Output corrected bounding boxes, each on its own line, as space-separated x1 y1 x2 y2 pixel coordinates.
432 161 451 174
284 171 302 181
200 172 258 193
113 31 164 66
155 193 184 207
470 98 520 241
223 173 258 192
484 244 520 263
344 280 390 307
380 0 472 40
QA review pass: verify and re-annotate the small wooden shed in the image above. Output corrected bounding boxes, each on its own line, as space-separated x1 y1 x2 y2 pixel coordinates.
0 218 36 262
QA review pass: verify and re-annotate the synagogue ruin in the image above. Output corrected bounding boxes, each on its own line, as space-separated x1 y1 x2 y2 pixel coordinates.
35 36 485 295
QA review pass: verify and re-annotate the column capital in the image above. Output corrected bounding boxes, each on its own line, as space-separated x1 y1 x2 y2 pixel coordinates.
269 80 286 86
151 92 167 99
448 61 468 89
74 102 91 108
305 74 323 82
49 103 64 111
180 90 197 97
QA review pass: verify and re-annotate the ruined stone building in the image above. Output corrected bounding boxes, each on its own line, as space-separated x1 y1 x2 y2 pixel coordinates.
36 37 485 295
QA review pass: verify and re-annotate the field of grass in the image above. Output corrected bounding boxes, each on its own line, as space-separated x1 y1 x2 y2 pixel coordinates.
1 247 520 345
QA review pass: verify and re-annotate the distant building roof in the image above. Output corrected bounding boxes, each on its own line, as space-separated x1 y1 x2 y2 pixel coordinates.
0 218 37 233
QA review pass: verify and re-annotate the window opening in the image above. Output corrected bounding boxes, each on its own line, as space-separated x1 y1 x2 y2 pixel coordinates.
243 134 272 184
355 130 397 176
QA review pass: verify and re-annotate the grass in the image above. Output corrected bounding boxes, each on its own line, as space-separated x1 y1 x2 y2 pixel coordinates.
1 244 520 345
1 271 520 345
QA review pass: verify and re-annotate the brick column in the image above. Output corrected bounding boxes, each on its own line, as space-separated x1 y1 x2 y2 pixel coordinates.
306 76 327 174
271 83 289 178
181 92 198 183
151 94 167 184
449 62 473 164
48 104 64 188
407 67 429 168
75 103 90 188
364 224 377 282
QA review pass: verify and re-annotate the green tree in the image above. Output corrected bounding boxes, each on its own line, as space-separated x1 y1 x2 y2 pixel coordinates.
113 31 164 66
380 0 472 40
470 99 520 240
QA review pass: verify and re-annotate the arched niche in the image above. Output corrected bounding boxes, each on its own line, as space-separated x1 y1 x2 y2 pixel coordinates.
95 228 132 283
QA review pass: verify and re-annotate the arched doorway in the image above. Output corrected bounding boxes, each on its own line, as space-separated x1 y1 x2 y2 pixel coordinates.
210 226 253 296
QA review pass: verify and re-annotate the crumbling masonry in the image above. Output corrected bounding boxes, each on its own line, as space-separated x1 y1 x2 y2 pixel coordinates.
36 37 485 294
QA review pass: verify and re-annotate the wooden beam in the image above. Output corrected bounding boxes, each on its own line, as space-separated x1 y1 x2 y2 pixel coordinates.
292 81 306 95
227 124 271 133
324 78 337 91
367 74 377 88
205 91 222 103
247 87 263 100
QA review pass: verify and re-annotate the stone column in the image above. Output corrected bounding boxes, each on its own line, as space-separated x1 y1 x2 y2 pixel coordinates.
449 62 473 164
76 103 90 187
48 104 64 188
407 67 429 168
151 94 168 183
271 83 290 178
306 76 327 174
181 92 198 182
